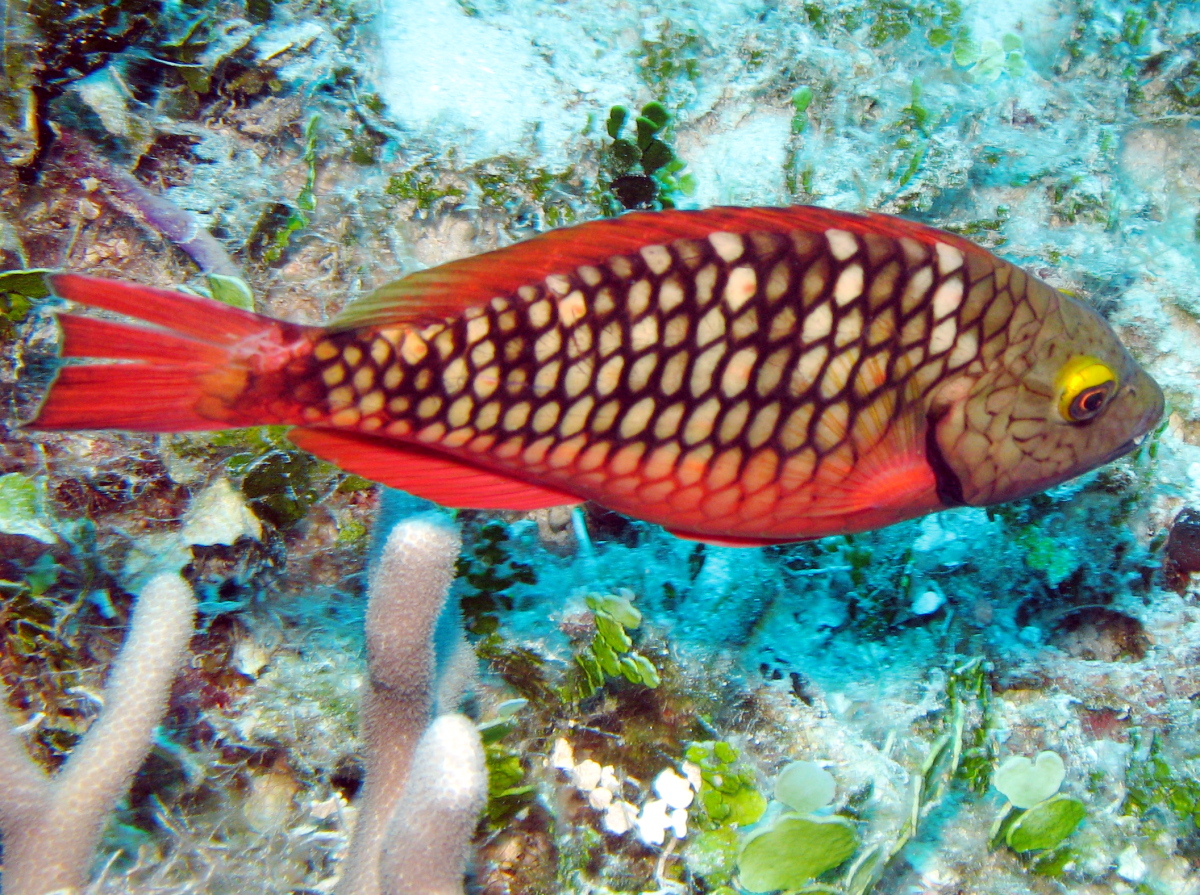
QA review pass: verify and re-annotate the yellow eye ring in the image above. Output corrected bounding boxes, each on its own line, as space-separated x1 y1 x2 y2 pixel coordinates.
1057 356 1118 423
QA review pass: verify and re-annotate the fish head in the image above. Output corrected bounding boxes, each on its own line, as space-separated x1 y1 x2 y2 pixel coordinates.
926 283 1163 507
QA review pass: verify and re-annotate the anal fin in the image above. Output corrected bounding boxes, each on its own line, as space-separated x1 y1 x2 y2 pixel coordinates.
289 428 583 511
664 527 809 548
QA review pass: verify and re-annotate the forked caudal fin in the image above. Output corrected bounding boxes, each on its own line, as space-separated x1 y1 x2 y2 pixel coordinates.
30 274 321 432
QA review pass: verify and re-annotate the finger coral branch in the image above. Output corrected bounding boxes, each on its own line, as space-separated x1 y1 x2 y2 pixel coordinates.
335 514 470 895
0 572 197 895
378 713 487 895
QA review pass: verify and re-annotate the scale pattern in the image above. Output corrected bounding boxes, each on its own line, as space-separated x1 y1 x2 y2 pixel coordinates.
292 224 1051 537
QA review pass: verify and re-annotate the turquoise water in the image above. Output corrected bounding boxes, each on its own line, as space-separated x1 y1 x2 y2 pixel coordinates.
1 0 1200 892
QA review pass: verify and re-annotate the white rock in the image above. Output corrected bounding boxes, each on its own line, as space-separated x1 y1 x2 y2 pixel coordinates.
1116 844 1147 883
572 758 602 791
654 767 695 809
181 477 261 546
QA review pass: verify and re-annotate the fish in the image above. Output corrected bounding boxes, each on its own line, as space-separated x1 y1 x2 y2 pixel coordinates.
27 206 1163 547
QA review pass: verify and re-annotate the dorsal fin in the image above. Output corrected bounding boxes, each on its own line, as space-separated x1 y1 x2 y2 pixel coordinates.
330 206 986 331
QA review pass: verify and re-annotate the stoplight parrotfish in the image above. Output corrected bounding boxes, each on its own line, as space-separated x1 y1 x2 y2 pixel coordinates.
28 206 1163 547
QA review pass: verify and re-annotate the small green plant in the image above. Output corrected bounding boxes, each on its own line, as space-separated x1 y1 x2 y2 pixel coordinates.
250 114 320 264
686 740 767 830
0 269 50 345
572 591 660 698
952 33 1027 81
990 750 1086 855
455 518 537 637
736 761 859 892
791 86 814 134
384 160 467 214
0 472 56 543
601 102 695 213
1122 731 1200 830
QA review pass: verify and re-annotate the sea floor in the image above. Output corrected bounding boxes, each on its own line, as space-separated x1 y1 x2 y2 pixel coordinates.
2 0 1200 893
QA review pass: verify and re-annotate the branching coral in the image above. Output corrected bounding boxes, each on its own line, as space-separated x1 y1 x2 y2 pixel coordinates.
335 514 486 895
0 572 197 895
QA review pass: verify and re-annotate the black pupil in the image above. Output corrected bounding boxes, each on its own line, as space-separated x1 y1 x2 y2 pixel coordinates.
1077 386 1108 416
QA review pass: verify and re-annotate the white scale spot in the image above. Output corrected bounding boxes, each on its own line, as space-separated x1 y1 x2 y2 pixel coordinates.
560 395 594 437
314 340 338 361
532 402 561 433
628 353 658 392
663 315 688 348
476 401 501 430
473 366 500 399
825 228 858 261
370 339 392 366
596 355 624 396
684 398 722 445
929 317 957 354
718 402 750 444
766 261 790 301
694 264 719 305
564 360 592 398
560 291 587 326
708 231 744 262
721 347 757 398
360 390 385 415
723 266 758 312
504 402 531 431
654 403 685 440
791 345 828 397
931 277 964 320
579 265 603 286
599 322 623 357
629 279 653 318
834 264 864 305
322 364 346 387
443 357 468 394
935 242 964 275
631 315 659 352
528 300 553 329
660 351 687 396
466 316 490 345
690 343 725 397
947 326 978 370
447 396 474 428
417 396 443 419
535 329 561 363
835 308 863 347
641 244 672 275
801 302 833 342
696 306 726 346
534 359 562 394
620 397 656 438
546 273 571 296
400 332 427 365
660 277 685 312
383 365 403 390
471 340 496 367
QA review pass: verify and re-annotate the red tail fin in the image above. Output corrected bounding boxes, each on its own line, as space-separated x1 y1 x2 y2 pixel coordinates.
31 274 320 432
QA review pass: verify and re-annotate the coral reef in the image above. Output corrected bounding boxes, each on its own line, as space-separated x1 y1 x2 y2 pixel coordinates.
3 0 1200 893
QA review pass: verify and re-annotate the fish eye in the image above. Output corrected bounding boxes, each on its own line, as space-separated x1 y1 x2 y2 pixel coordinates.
1057 356 1118 423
